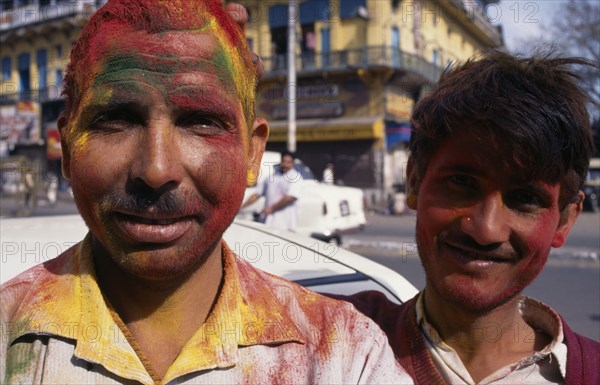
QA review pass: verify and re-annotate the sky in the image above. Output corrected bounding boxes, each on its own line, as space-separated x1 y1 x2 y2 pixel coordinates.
490 0 562 52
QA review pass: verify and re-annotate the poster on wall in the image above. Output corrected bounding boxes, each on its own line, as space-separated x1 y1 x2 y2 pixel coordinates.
0 101 40 157
46 122 62 160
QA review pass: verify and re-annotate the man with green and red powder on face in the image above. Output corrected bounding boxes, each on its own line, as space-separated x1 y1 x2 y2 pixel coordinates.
0 1 413 384
331 51 600 384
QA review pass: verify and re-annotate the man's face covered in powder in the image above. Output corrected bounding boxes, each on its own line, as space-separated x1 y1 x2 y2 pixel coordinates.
61 27 265 280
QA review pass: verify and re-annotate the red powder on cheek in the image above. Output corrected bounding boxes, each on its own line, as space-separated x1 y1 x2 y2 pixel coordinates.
199 152 248 235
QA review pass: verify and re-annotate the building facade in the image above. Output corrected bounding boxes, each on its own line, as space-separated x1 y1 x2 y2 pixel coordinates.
0 0 106 176
242 0 503 209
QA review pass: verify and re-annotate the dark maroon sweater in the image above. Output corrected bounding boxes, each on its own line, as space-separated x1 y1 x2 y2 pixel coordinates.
331 291 600 385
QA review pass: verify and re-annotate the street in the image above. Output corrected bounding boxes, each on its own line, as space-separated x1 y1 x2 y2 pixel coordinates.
345 212 600 342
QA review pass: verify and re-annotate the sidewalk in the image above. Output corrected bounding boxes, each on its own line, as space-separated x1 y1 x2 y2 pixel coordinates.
0 190 79 218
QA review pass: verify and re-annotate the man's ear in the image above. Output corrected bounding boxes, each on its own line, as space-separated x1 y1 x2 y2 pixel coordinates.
551 190 584 248
57 113 72 181
247 117 269 186
406 157 419 209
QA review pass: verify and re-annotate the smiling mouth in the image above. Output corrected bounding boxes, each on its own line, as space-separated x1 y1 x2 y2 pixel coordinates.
445 243 514 265
114 212 194 244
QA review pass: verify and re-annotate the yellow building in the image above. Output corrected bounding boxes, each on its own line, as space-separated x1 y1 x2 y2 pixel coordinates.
241 0 503 207
0 0 106 164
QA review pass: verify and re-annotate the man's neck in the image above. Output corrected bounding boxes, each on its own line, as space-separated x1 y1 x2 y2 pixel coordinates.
423 288 550 383
94 242 224 380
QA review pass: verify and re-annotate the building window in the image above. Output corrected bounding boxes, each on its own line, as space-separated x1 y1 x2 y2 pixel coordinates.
246 38 253 52
321 27 330 66
340 0 366 19
269 4 288 29
300 0 329 24
55 45 62 59
18 53 31 99
1 1 15 11
55 69 63 87
2 56 11 81
391 27 400 67
37 49 48 90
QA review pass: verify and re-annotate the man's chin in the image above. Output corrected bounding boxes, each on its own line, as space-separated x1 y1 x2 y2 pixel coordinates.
432 280 523 315
93 235 221 282
117 251 202 281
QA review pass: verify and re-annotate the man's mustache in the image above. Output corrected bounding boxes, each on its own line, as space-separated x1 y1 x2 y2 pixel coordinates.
438 231 518 262
100 189 203 217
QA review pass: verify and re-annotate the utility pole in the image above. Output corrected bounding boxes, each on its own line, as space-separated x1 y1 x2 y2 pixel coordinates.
287 0 297 152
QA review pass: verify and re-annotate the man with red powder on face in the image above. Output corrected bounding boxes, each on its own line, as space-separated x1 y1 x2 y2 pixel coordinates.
0 1 413 384
331 51 600 384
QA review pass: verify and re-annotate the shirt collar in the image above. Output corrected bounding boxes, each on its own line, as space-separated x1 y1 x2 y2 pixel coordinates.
415 291 567 379
9 233 305 384
518 296 567 377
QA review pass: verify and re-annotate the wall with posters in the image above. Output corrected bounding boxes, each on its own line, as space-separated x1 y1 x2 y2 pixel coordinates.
0 101 40 157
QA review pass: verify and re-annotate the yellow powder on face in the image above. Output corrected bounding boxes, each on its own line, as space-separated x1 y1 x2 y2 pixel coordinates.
65 86 114 149
203 17 256 144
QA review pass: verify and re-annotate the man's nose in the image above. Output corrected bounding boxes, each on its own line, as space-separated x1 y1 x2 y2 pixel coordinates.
131 120 182 190
460 193 510 245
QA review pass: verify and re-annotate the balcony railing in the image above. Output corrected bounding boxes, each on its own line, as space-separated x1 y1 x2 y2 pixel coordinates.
0 0 102 32
449 0 502 46
262 46 444 84
0 85 63 105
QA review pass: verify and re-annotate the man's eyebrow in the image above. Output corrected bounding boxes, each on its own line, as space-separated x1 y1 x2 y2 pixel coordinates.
429 164 486 177
167 86 239 115
78 98 148 123
519 182 554 197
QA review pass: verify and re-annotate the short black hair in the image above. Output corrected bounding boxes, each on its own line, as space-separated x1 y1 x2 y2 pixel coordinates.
281 149 296 160
410 50 595 205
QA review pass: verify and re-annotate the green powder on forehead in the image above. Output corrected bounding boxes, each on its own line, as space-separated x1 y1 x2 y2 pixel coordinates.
213 47 234 80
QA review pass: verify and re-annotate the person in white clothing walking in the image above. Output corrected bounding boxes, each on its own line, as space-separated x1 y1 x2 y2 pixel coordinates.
242 150 302 231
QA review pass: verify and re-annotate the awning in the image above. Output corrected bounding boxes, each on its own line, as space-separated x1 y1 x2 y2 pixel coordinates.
385 121 412 148
267 116 384 142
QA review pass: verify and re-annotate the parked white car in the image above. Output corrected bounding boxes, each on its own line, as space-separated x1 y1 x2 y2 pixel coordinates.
1 215 418 303
238 151 367 244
